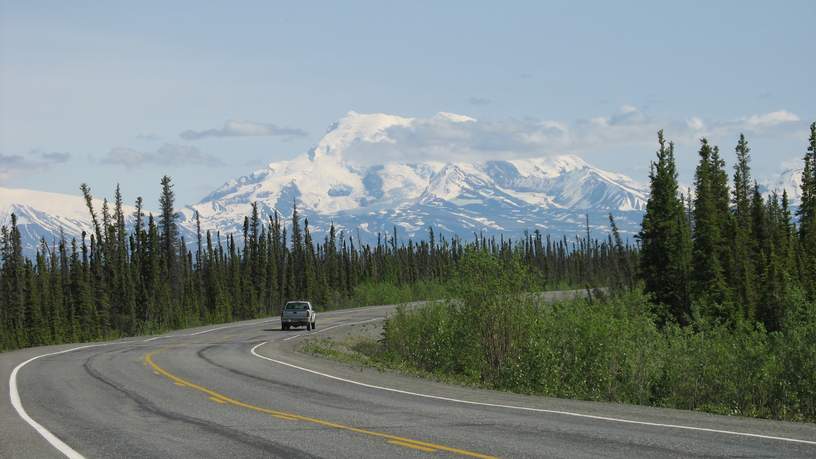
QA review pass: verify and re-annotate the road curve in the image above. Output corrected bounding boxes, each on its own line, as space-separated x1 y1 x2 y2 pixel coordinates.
2 299 816 458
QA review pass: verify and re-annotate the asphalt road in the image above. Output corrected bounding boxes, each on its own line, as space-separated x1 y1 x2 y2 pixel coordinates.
2 297 816 458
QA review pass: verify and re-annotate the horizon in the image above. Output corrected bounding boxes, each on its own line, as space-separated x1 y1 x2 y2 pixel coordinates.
2 4 816 457
0 109 811 210
2 1 815 207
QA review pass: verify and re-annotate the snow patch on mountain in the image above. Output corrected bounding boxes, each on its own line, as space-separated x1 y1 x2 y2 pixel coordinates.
7 112 810 256
761 167 803 204
0 186 138 253
181 112 651 241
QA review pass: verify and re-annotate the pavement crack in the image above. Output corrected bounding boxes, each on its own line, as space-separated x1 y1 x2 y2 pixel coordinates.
195 345 397 415
82 352 320 458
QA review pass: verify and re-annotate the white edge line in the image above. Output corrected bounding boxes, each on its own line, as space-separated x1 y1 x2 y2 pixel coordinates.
9 344 104 459
249 341 816 446
7 309 377 457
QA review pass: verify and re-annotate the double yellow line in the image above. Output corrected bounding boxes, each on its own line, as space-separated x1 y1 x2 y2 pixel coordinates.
144 350 497 458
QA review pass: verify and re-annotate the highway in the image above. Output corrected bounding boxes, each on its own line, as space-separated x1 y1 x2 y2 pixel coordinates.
2 301 816 458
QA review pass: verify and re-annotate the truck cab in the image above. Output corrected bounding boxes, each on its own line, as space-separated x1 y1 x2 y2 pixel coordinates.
281 301 316 331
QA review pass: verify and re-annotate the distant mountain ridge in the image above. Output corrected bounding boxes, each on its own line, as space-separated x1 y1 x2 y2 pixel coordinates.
0 186 137 254
760 167 803 203
1 111 805 254
180 112 650 243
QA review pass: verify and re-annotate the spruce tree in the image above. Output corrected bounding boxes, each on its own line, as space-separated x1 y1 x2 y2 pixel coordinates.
159 175 179 302
758 193 786 331
731 134 757 319
158 177 177 258
133 197 144 254
797 122 816 297
691 139 730 317
79 184 103 247
303 218 317 302
29 250 48 345
2 215 27 347
608 214 633 291
289 202 303 299
750 182 770 308
77 232 98 340
639 131 692 324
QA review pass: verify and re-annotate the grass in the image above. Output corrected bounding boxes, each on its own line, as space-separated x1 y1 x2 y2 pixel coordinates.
301 289 816 424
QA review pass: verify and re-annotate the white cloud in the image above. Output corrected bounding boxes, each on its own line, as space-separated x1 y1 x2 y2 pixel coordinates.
339 111 595 164
180 120 307 140
620 104 639 114
682 110 803 142
337 107 806 165
687 117 705 131
742 110 800 129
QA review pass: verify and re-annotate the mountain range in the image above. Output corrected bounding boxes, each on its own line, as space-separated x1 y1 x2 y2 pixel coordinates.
1 112 804 254
179 112 648 244
0 186 136 253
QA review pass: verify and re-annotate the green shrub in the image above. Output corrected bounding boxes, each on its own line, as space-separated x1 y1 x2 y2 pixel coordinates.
659 320 776 416
375 252 816 422
775 289 816 420
325 280 451 311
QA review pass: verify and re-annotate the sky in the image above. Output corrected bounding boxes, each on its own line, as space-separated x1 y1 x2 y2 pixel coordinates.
1 1 814 207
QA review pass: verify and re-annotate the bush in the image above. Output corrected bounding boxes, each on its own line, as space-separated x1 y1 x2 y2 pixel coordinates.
324 280 451 311
376 251 816 421
659 320 777 416
775 289 816 420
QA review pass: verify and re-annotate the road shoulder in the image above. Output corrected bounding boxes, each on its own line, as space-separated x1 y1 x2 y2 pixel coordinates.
258 314 816 446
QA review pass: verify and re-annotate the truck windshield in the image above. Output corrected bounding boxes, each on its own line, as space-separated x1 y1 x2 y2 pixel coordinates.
285 303 309 310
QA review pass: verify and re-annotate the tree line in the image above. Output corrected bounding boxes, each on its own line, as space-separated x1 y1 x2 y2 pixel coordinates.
2 121 813 351
358 123 816 422
640 122 816 330
0 176 634 351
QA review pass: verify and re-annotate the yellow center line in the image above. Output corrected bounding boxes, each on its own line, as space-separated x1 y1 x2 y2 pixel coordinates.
144 350 497 459
389 439 438 452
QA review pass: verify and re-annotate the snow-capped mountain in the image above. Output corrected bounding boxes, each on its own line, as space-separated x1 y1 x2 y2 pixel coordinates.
6 112 809 255
181 112 650 242
0 186 94 250
760 167 803 204
0 186 138 255
0 112 650 252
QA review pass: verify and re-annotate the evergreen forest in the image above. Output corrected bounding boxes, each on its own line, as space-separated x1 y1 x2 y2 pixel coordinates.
2 123 816 421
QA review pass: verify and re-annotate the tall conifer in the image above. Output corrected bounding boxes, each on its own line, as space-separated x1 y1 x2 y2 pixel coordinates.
639 131 692 323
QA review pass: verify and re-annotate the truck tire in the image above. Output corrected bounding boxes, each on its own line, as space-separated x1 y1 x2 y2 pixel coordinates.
312 321 317 330
306 322 311 331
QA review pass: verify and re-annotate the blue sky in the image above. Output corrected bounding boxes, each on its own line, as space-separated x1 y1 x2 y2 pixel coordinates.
1 1 814 206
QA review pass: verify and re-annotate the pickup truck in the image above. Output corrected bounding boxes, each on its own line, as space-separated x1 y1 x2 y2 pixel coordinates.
281 301 316 331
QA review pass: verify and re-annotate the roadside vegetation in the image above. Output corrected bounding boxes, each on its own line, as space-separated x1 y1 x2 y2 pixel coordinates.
0 179 630 350
2 122 815 425
307 124 816 423
310 251 814 422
